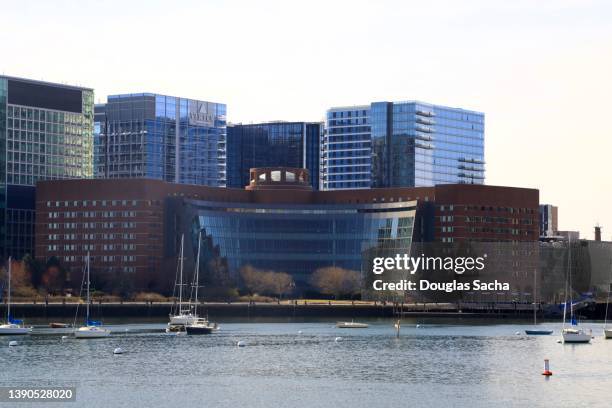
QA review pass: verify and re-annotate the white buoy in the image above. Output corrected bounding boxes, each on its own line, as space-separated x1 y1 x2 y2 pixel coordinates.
61 335 68 340
113 347 124 355
556 339 562 343
8 341 18 347
298 330 303 335
335 337 342 342
416 324 421 328
516 331 521 335
237 340 246 347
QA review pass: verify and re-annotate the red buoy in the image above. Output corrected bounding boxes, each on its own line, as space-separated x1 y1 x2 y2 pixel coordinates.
542 359 552 376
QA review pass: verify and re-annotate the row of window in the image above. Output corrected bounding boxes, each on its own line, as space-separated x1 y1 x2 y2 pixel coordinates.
47 222 139 229
46 200 140 207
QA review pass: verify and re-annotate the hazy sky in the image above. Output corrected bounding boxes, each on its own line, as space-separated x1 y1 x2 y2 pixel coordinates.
1 0 611 239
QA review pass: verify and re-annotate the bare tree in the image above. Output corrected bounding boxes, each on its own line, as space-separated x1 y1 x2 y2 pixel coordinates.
310 267 361 299
240 265 294 299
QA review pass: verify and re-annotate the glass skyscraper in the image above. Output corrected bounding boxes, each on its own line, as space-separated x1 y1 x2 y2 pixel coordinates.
226 122 322 189
0 76 94 258
94 93 226 186
322 101 484 190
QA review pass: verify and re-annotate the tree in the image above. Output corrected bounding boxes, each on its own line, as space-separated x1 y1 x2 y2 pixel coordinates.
41 257 67 294
310 267 361 299
239 265 294 299
0 259 37 298
23 254 44 289
271 272 293 300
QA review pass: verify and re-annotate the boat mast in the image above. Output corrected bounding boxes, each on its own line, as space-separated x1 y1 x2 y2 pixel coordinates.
178 234 184 312
7 257 11 322
562 238 570 328
194 231 202 316
86 252 90 323
533 268 537 326
605 259 612 328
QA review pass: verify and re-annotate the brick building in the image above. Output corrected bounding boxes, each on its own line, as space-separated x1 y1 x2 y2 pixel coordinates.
35 172 539 294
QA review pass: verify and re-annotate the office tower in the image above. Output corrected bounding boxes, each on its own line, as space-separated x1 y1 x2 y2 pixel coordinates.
94 93 226 186
226 122 322 189
0 76 94 258
322 101 485 190
539 204 558 238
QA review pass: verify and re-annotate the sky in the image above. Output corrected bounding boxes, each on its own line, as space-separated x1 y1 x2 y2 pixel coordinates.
1 0 611 239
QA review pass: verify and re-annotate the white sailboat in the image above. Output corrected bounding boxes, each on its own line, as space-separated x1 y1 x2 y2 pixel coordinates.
525 268 553 335
185 232 218 335
74 253 111 339
561 238 591 343
167 235 197 333
604 260 612 339
0 257 32 335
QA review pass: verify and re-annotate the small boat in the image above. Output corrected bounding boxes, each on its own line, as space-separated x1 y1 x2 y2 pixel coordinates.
560 238 590 344
603 328 612 339
74 253 111 339
0 257 32 336
75 324 111 339
185 318 218 335
525 329 554 335
336 321 369 328
168 234 199 327
49 322 71 329
562 327 592 343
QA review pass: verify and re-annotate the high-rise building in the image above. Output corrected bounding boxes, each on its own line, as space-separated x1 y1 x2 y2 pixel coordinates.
322 101 485 190
226 122 322 189
539 204 558 238
94 93 226 186
0 76 94 259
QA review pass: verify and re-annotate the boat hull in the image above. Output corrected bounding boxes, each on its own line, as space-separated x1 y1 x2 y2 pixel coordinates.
49 323 70 329
185 325 213 335
525 330 553 335
562 330 591 343
74 326 111 339
0 325 31 335
336 322 369 328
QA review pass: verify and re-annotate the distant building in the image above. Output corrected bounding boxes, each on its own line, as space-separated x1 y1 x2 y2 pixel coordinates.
539 204 558 238
0 76 94 259
226 122 322 189
557 230 580 241
321 101 484 190
94 93 226 186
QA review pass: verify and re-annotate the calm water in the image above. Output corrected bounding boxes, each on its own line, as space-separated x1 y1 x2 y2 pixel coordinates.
1 319 611 407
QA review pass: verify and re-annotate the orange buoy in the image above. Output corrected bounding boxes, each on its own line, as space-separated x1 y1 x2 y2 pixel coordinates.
542 359 552 376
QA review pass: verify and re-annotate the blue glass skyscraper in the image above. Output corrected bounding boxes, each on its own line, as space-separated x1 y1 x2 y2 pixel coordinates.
95 93 226 186
322 101 484 190
226 122 322 190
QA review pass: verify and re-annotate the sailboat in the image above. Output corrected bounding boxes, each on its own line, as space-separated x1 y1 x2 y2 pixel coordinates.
525 268 553 335
561 238 591 343
167 234 197 333
604 260 612 339
74 253 111 339
185 232 219 335
0 257 32 335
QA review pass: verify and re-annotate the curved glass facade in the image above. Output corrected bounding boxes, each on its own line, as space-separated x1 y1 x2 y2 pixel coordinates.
178 200 416 291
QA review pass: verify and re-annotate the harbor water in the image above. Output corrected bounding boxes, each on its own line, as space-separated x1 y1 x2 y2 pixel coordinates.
1 319 611 407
